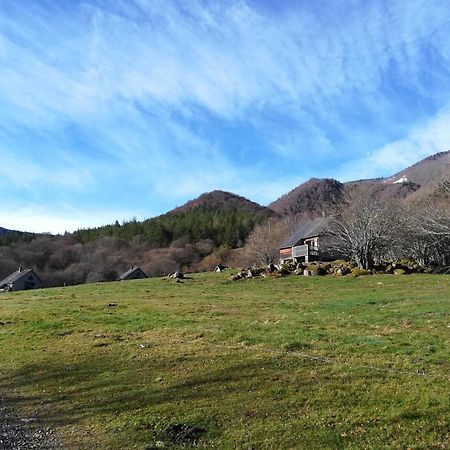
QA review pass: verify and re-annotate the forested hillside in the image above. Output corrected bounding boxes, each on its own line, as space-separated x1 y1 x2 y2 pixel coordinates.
0 191 274 286
73 191 275 248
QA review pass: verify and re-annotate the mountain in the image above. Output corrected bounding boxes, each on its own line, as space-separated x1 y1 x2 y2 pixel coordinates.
383 150 450 188
74 190 276 249
270 151 450 217
0 226 26 237
169 190 276 217
269 178 344 217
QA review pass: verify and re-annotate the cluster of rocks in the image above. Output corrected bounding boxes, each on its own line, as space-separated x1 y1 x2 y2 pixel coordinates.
0 397 61 450
230 259 432 280
166 272 187 282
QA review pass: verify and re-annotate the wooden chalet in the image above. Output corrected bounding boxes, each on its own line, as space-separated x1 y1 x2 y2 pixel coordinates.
279 217 331 264
118 266 148 281
0 268 43 292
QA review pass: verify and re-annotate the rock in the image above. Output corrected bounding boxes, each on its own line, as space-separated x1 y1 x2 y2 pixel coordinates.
266 263 277 273
331 259 348 266
277 267 291 276
393 268 406 275
303 270 311 276
314 266 327 276
351 268 371 277
336 267 350 276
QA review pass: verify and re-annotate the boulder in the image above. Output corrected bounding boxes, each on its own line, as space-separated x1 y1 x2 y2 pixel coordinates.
351 268 371 277
336 267 351 276
171 271 185 279
393 268 406 275
277 267 291 276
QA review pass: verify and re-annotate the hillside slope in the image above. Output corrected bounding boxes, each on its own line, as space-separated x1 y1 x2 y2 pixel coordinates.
0 274 448 448
384 150 450 187
269 178 343 216
270 150 450 216
169 190 276 217
74 190 276 248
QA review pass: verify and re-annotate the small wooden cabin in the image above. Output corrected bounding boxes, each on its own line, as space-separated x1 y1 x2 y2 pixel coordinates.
0 268 43 292
118 266 148 281
280 217 331 264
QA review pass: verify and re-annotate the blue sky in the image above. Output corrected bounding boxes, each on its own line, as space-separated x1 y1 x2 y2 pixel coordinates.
1 0 450 233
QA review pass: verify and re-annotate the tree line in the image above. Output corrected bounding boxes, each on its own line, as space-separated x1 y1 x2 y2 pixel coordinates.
72 205 265 248
1 181 449 286
0 205 267 286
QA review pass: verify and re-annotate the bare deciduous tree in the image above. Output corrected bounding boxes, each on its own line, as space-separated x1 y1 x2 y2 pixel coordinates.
407 182 450 267
326 184 402 269
244 218 295 265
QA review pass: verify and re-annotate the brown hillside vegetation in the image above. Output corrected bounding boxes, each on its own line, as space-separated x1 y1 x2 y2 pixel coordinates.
269 178 343 217
170 190 277 217
385 149 450 187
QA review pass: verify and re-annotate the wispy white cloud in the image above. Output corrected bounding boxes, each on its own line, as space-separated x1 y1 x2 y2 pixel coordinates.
1 0 450 231
337 104 450 181
3 0 449 123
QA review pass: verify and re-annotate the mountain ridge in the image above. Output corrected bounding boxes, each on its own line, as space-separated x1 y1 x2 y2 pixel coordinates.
269 150 450 217
2 150 449 234
168 189 277 217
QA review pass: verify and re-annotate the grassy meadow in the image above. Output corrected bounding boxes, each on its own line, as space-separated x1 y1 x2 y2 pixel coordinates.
0 273 449 449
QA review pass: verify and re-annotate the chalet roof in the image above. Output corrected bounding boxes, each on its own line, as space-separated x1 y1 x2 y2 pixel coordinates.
0 268 37 286
118 266 147 280
280 217 331 248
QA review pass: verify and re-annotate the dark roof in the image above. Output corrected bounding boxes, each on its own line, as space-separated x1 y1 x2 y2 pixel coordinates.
118 267 147 280
0 269 37 286
280 217 331 248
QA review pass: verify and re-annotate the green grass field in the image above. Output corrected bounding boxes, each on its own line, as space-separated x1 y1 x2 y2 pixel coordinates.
0 273 449 449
